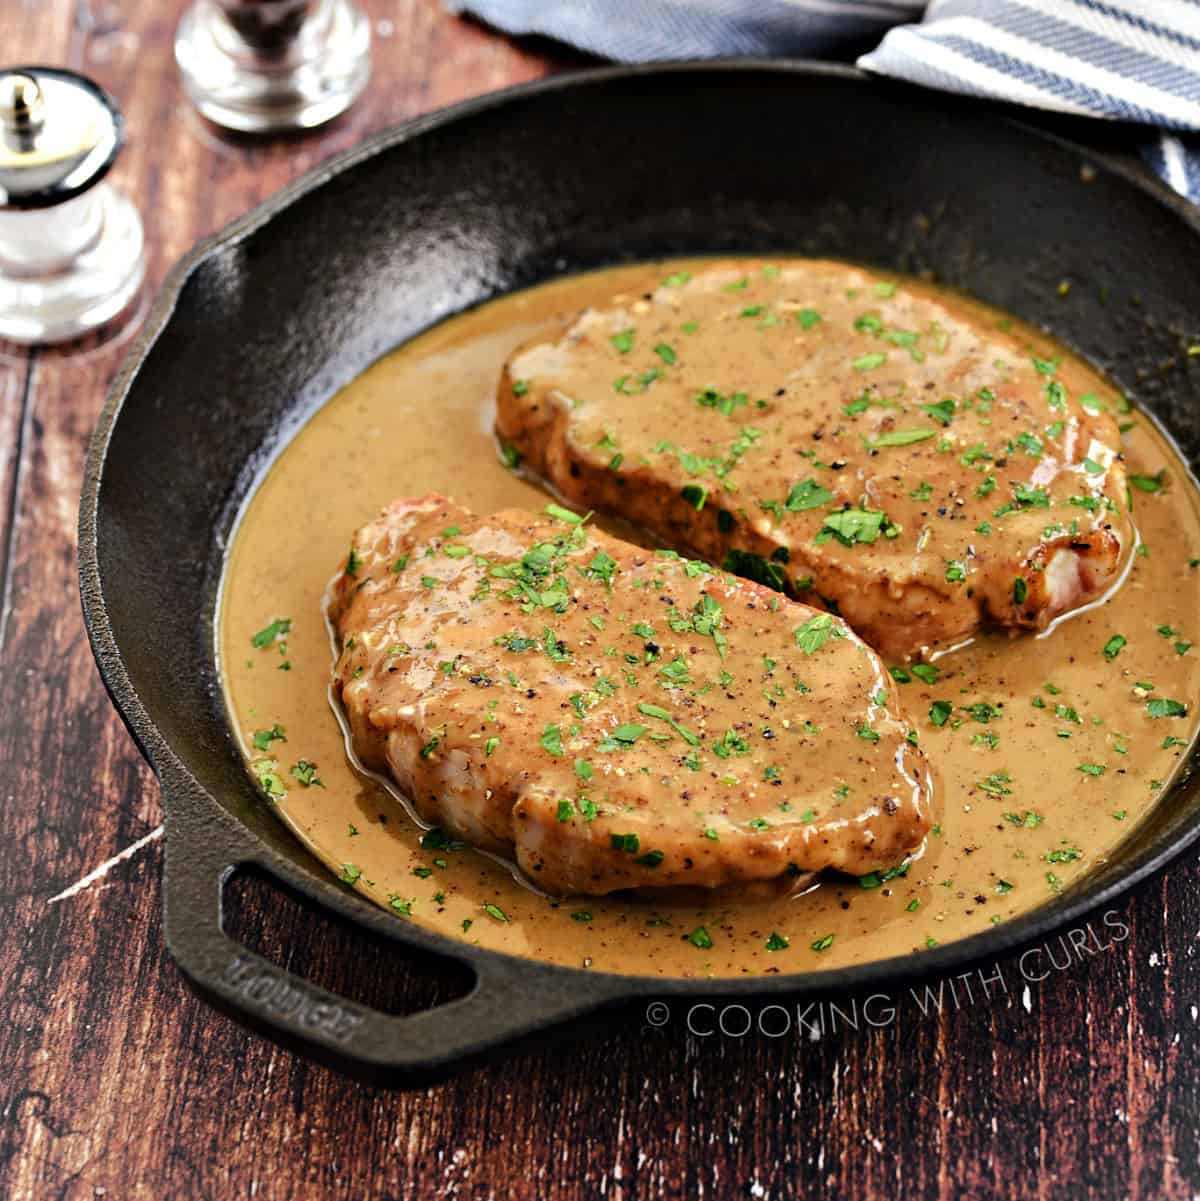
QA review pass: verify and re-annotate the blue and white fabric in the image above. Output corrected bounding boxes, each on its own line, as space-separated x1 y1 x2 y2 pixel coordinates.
444 0 1200 202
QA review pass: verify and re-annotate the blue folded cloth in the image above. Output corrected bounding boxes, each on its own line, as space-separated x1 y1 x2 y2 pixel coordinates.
444 0 1200 201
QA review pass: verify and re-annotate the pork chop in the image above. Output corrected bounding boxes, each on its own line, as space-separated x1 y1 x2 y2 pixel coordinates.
495 260 1134 661
328 496 934 897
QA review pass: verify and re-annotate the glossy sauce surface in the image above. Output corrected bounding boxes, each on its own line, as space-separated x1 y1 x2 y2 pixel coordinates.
497 261 1132 662
220 260 1200 978
326 499 933 897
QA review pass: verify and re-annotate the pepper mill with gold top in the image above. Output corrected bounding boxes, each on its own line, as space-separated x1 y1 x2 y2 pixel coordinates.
0 67 144 345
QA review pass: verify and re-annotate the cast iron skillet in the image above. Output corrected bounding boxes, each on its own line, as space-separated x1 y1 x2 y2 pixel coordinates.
80 62 1200 1082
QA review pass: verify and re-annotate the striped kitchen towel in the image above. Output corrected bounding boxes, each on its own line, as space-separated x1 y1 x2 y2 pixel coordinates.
444 0 1200 202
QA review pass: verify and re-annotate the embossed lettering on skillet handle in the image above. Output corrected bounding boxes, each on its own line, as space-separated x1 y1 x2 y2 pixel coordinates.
157 771 628 1082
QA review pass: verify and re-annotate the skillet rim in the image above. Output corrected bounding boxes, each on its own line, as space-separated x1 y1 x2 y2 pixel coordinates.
79 59 1200 1009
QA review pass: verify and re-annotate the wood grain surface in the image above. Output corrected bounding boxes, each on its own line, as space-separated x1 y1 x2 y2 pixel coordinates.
1 3 1197 1198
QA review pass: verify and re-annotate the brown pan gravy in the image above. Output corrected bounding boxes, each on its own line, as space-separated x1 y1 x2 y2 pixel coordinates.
219 260 1200 978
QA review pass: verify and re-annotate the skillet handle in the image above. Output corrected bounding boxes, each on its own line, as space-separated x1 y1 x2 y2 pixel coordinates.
160 806 622 1081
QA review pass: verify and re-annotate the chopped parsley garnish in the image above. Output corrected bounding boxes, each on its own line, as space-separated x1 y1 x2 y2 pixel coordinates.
1147 698 1187 718
420 827 465 852
584 549 618 588
785 478 834 511
1016 431 1044 458
1103 635 1126 660
866 428 936 449
540 724 564 756
1004 810 1043 828
289 760 322 787
496 632 539 653
598 723 647 751
1129 471 1165 493
852 352 887 372
637 702 700 746
794 613 842 654
687 593 728 659
1045 846 1082 863
712 728 750 758
817 506 899 547
544 502 583 525
251 723 286 751
695 387 749 416
920 398 956 426
978 771 1013 795
994 484 1051 518
857 861 910 889
614 369 661 394
251 618 291 648
658 656 690 685
251 758 286 799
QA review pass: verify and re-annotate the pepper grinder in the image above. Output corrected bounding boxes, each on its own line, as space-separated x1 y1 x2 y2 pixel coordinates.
175 0 371 133
0 68 145 345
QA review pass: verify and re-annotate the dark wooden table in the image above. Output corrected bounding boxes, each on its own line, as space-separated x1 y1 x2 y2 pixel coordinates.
2 3 1197 1198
